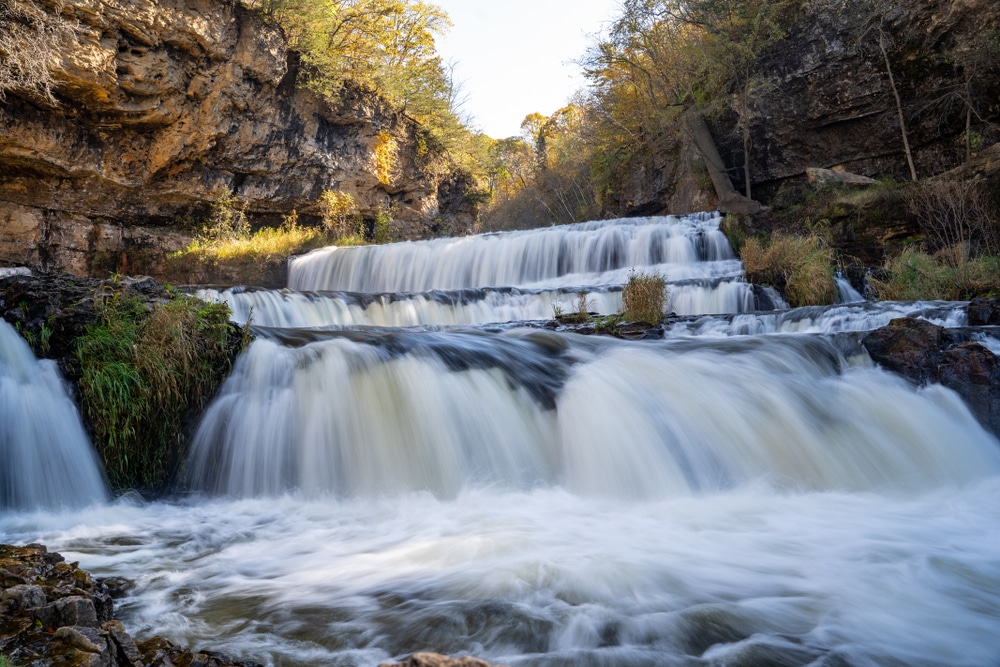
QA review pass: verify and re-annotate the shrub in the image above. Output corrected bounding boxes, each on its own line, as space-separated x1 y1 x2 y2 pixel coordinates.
906 177 998 258
318 190 359 239
870 247 1000 301
203 190 250 242
741 234 836 307
76 288 241 492
621 271 667 323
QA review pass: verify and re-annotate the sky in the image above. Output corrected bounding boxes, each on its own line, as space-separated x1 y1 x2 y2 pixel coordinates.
432 0 621 139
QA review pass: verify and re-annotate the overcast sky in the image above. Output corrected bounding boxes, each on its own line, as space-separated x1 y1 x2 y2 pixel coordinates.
432 0 621 139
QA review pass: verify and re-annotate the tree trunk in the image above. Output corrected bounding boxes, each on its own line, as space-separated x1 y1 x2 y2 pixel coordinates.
879 29 918 181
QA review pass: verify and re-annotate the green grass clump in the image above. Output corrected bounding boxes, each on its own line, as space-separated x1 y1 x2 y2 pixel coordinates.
870 248 1000 301
621 272 667 323
75 287 241 493
741 233 836 307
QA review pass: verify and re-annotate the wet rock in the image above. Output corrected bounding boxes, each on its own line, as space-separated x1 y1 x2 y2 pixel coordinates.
968 297 1000 326
379 654 504 667
704 638 823 667
861 318 955 383
35 595 100 628
1 543 262 667
99 576 137 599
863 318 1000 436
678 604 756 656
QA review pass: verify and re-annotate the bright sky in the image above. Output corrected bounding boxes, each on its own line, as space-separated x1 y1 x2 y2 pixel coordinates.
432 0 621 139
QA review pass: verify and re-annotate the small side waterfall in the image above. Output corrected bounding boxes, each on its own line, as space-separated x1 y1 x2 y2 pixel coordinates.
1 319 107 509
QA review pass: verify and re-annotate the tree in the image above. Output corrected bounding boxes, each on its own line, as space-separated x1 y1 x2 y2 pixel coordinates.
584 0 799 199
860 0 917 181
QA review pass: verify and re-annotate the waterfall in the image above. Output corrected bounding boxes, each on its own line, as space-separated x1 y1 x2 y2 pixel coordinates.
186 330 999 499
7 211 1000 667
289 214 738 293
199 279 755 329
0 319 107 509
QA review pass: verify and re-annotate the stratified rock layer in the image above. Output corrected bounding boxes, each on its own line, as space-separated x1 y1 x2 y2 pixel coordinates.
0 0 474 277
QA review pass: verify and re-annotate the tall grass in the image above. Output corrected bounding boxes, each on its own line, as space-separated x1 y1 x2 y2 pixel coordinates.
741 234 836 307
76 287 241 492
870 247 1000 300
621 272 667 323
166 223 329 283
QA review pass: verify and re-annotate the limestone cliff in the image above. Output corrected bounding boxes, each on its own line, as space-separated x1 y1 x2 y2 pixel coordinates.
0 0 475 277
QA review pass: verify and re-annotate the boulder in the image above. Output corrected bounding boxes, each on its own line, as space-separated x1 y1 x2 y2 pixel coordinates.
863 318 1000 436
967 297 1000 326
805 168 878 186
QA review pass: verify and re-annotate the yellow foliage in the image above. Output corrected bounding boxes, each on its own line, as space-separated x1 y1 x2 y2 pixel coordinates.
172 225 324 266
318 190 358 238
373 131 398 185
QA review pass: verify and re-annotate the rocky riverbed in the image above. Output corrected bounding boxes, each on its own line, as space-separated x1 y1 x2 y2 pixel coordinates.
0 544 503 667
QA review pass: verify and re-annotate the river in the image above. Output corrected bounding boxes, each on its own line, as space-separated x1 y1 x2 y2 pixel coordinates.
3 213 1000 667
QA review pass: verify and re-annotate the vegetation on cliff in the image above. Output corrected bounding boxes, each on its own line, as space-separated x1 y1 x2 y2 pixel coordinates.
0 274 247 494
76 286 242 493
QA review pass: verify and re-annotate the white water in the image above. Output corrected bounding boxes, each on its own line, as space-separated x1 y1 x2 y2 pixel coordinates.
0 266 31 279
0 319 107 509
5 212 1000 667
289 214 738 293
199 280 755 328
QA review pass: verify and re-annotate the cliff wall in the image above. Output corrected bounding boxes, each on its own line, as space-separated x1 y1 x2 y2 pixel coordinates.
0 0 474 277
730 0 1000 192
605 0 1000 215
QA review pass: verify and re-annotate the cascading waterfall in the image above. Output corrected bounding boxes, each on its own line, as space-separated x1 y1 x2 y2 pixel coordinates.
5 211 1000 667
0 319 107 509
186 329 999 499
289 213 739 293
199 279 755 328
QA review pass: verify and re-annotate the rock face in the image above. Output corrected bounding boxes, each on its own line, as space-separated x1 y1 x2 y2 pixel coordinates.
607 0 1000 215
0 543 259 667
731 0 1000 191
863 315 1000 437
0 0 475 277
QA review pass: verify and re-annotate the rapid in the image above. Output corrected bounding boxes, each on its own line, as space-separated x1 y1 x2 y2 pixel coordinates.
3 213 1000 667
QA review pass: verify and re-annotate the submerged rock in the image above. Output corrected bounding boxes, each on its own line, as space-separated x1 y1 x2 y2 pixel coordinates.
968 297 1000 326
379 653 504 667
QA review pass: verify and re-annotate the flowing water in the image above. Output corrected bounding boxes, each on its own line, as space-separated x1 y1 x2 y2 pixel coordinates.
3 213 1000 667
0 319 107 509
